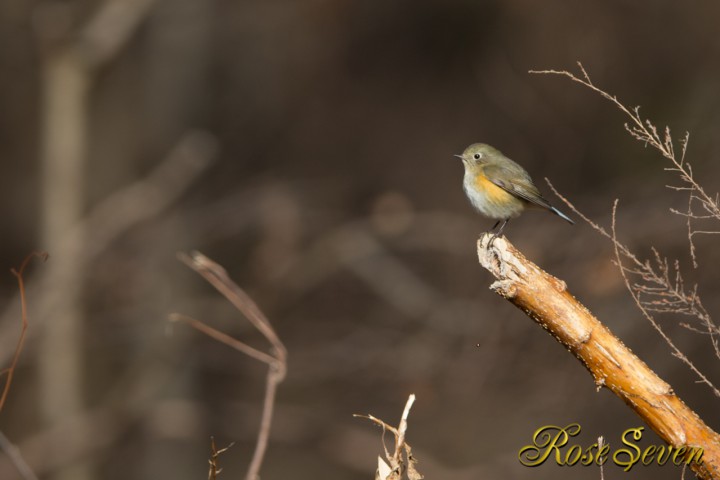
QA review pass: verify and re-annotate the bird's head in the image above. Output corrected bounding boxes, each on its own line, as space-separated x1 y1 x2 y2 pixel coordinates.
454 143 503 170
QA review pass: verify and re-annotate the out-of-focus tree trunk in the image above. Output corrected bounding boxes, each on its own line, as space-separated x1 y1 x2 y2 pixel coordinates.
35 1 157 479
38 47 91 480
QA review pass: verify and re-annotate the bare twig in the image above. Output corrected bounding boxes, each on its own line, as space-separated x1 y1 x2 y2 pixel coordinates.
547 183 720 397
609 202 720 398
0 431 38 480
173 252 287 480
476 233 720 480
355 394 422 480
597 436 605 480
207 437 234 480
394 394 415 461
531 62 719 267
0 252 47 413
532 63 720 368
176 252 287 366
169 314 276 366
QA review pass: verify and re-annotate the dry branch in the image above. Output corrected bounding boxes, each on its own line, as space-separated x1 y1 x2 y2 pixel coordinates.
547 182 720 396
207 437 234 480
0 253 43 480
530 63 720 382
530 62 720 268
476 233 720 480
355 394 422 480
171 251 287 480
1 252 47 413
0 253 42 477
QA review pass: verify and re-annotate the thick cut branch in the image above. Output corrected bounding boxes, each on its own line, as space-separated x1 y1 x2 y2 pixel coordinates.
476 233 720 480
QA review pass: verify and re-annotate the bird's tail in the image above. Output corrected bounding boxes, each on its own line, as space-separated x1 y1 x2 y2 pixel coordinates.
551 206 574 225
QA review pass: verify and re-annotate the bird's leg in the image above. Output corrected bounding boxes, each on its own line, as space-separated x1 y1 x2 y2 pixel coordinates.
490 220 501 232
496 219 509 236
489 219 509 247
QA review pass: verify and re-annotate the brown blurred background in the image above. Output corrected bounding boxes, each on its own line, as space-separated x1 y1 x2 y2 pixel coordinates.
1 0 720 479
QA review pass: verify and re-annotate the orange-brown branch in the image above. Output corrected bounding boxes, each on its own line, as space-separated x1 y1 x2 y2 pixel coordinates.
476 233 720 480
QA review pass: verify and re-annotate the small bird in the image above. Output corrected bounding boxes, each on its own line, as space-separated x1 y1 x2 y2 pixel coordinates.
455 143 573 239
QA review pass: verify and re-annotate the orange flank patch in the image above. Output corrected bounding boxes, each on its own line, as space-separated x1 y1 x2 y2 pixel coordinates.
474 173 514 204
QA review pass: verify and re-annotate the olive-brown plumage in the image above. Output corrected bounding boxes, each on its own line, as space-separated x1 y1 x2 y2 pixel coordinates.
455 143 573 236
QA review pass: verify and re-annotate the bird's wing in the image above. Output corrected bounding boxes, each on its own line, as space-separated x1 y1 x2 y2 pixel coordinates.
483 164 554 210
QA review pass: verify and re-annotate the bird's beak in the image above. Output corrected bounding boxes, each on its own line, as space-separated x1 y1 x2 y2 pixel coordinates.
453 154 463 160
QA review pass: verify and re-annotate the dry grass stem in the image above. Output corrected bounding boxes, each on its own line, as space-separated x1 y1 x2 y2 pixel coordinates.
172 251 287 480
355 394 423 480
597 436 605 480
207 437 234 480
477 234 720 480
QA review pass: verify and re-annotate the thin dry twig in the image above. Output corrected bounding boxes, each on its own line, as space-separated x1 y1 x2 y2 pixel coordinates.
548 182 720 398
0 252 48 412
0 253 46 480
175 252 287 367
169 314 276 366
597 436 605 480
208 437 234 480
610 202 720 398
172 251 287 480
531 62 720 268
394 394 414 461
355 394 423 480
533 62 720 372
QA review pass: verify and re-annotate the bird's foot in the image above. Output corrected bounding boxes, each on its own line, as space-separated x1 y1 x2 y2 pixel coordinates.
488 231 503 248
485 219 509 248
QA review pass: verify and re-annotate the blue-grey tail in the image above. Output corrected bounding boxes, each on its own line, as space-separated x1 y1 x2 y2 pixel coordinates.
551 207 574 225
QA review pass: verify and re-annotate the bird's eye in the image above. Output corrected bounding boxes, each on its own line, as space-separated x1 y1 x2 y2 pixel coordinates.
473 153 482 160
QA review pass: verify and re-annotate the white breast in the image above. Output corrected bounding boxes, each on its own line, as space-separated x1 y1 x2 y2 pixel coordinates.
463 171 523 219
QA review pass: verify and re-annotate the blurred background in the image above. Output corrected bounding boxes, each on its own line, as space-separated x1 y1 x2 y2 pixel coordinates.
1 0 720 479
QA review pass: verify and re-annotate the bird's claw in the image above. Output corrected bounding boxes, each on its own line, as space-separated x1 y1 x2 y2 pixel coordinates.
488 231 502 248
